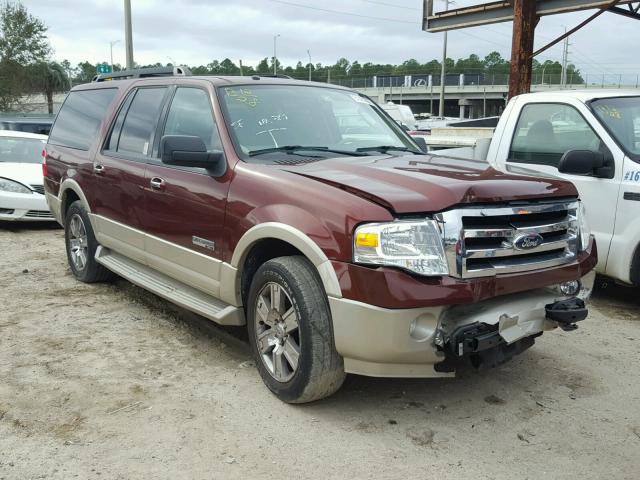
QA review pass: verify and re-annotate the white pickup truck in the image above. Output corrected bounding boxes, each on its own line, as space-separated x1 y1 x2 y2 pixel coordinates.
433 89 640 286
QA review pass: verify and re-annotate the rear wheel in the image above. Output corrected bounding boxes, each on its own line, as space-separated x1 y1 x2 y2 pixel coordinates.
64 201 114 283
247 256 345 403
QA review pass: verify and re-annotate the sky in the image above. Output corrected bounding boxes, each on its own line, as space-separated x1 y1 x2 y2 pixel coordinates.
20 0 640 79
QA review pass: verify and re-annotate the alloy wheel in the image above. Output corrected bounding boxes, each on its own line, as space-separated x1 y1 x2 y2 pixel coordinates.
68 214 88 271
254 282 301 382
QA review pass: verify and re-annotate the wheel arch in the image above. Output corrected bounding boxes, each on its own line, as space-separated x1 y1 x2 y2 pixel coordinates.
222 223 342 308
59 179 91 224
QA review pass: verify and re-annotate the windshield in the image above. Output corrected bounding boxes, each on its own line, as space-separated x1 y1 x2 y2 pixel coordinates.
218 85 418 160
0 137 44 164
591 96 640 158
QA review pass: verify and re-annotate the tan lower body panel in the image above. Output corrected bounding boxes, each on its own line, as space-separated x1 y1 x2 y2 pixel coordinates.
144 233 221 297
329 272 595 378
90 214 243 324
329 297 449 378
45 192 62 225
93 214 147 265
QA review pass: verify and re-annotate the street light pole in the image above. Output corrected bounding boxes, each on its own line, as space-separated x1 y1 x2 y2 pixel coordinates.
438 0 452 118
124 0 134 69
109 40 120 71
273 34 280 76
307 49 312 81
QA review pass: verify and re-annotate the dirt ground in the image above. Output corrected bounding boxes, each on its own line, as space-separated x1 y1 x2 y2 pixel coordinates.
0 223 639 480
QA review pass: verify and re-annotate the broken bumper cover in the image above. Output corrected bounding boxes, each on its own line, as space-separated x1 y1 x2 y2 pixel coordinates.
328 270 595 378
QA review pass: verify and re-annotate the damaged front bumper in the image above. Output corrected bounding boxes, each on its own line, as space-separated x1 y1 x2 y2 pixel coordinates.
328 270 595 378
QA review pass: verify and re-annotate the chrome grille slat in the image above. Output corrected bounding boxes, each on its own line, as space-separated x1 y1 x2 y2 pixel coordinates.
463 252 576 278
436 200 580 278
465 237 572 259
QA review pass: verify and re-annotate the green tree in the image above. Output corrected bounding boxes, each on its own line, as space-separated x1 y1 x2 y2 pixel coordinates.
30 61 68 113
0 2 49 64
219 58 238 75
75 61 97 83
0 2 51 110
256 57 270 74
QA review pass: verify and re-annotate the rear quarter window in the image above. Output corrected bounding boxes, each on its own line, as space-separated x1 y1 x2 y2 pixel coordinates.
48 88 118 150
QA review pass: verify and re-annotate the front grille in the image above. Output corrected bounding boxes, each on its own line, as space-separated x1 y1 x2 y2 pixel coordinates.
437 200 579 278
25 210 53 218
30 184 45 195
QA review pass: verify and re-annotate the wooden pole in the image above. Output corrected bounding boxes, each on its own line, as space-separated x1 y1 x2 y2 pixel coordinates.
508 0 538 99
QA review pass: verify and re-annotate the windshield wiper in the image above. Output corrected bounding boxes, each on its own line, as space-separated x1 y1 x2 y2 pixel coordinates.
355 145 421 154
248 145 366 157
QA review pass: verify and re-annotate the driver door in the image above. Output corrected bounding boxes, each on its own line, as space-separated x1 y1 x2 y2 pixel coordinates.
505 102 623 270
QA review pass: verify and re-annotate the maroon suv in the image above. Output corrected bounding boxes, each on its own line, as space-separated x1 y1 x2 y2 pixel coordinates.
44 68 597 403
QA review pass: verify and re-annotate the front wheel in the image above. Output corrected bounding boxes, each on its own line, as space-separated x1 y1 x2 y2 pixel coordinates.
247 256 345 403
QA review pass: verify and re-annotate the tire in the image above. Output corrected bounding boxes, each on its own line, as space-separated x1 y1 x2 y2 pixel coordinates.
247 256 346 403
64 200 114 283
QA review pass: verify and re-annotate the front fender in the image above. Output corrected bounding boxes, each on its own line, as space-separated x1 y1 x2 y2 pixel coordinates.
227 220 342 301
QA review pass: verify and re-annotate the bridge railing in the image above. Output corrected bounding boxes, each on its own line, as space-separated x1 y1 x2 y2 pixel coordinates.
298 72 640 89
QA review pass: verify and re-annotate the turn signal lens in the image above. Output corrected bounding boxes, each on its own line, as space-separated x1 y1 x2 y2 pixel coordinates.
355 232 379 248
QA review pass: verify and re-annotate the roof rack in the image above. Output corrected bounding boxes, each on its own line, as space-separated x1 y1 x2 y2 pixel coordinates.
92 65 192 82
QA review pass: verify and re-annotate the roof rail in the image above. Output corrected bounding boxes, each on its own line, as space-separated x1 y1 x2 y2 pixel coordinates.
251 74 293 79
92 65 192 82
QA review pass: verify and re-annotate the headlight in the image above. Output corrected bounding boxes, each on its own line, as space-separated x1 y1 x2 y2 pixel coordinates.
577 201 590 251
0 177 31 194
354 220 449 276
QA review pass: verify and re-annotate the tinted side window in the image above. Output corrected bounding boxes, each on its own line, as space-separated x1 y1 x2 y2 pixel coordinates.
163 88 221 150
48 89 117 150
117 87 167 156
509 103 602 167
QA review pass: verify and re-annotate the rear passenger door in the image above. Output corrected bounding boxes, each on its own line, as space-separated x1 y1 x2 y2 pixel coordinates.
142 85 232 296
92 85 170 264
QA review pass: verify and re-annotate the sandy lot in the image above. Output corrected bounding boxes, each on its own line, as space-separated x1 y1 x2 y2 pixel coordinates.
0 223 639 480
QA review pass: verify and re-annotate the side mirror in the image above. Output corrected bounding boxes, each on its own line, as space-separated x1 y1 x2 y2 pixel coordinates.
413 136 428 153
160 135 225 176
558 149 605 176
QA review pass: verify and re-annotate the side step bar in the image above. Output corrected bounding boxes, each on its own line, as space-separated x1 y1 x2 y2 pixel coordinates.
95 246 244 326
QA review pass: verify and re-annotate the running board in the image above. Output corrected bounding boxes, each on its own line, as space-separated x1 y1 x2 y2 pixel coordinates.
95 246 244 326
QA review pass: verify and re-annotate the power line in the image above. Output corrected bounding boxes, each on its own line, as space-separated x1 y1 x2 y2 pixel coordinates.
263 0 416 23
357 0 421 10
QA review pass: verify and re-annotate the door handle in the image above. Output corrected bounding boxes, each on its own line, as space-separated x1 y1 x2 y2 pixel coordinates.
150 177 166 190
94 164 105 174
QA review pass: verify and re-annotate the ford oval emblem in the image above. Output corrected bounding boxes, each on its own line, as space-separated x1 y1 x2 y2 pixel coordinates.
513 233 543 250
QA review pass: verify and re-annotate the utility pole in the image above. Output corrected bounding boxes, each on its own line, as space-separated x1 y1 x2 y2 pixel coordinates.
239 59 244 76
124 0 134 69
307 49 312 81
273 34 280 76
508 0 538 99
109 40 120 71
561 27 569 87
438 0 452 118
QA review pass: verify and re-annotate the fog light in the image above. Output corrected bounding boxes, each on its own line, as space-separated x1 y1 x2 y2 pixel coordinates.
559 280 581 296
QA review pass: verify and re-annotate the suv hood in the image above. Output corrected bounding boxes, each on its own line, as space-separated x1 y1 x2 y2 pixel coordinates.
281 154 577 213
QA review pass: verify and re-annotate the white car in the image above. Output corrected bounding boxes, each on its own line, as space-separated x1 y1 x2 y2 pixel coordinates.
0 130 53 221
